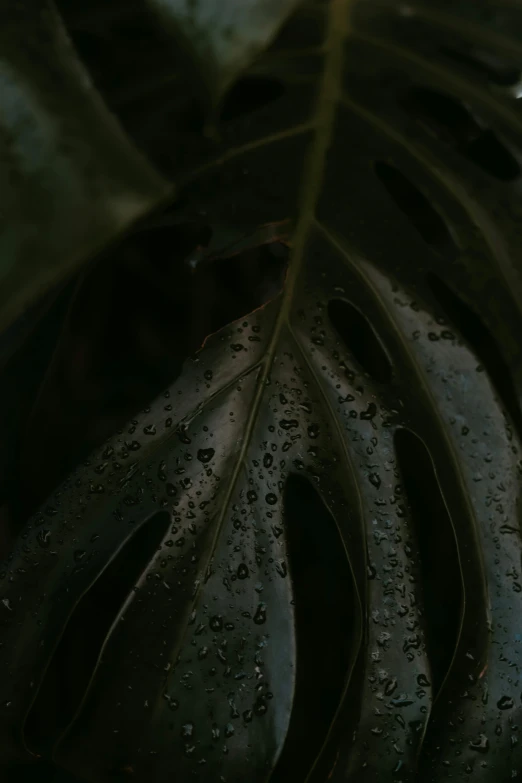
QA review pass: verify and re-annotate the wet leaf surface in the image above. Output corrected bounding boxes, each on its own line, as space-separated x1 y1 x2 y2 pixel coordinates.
2 1 522 782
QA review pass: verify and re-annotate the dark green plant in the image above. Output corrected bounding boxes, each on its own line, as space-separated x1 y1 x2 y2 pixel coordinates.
0 1 522 781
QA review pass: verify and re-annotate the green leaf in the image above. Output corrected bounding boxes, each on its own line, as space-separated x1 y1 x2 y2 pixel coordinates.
0 0 170 337
147 0 302 105
2 0 522 781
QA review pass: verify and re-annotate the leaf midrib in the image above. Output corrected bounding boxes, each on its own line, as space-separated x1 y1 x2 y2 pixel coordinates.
205 0 350 557
165 0 351 689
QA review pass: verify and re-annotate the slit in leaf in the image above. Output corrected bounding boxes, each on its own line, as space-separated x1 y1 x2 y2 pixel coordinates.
427 272 522 436
439 45 521 89
220 76 285 122
402 87 520 181
271 475 356 782
394 429 462 696
374 161 458 260
328 298 392 383
24 511 172 755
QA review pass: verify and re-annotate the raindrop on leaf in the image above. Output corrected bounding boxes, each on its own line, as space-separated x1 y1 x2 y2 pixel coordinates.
197 448 215 464
253 603 267 625
210 615 223 631
469 734 489 753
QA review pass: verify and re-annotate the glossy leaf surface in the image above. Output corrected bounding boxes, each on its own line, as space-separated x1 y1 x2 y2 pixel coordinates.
2 1 522 782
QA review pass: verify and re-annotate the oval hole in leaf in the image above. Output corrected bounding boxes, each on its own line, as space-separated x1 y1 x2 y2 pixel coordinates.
465 129 520 181
24 511 172 755
439 46 521 89
427 272 522 436
394 429 462 695
220 76 285 122
328 298 392 383
375 162 458 260
271 474 356 782
402 87 520 181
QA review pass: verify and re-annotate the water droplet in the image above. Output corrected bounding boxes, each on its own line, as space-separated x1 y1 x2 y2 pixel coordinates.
37 529 51 548
417 674 430 687
360 403 377 420
263 454 273 469
265 493 278 506
385 678 398 696
253 603 267 625
369 473 381 489
254 696 268 715
247 490 258 503
497 695 514 710
390 694 414 708
469 734 489 753
197 448 215 464
276 560 287 578
177 428 192 445
280 419 298 431
210 615 223 631
307 424 320 439
237 563 249 580
224 723 235 738
204 370 213 381
74 550 87 563
181 723 194 740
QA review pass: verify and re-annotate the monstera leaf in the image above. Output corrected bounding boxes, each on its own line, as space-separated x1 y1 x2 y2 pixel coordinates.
146 0 303 105
0 0 169 338
1 1 522 782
